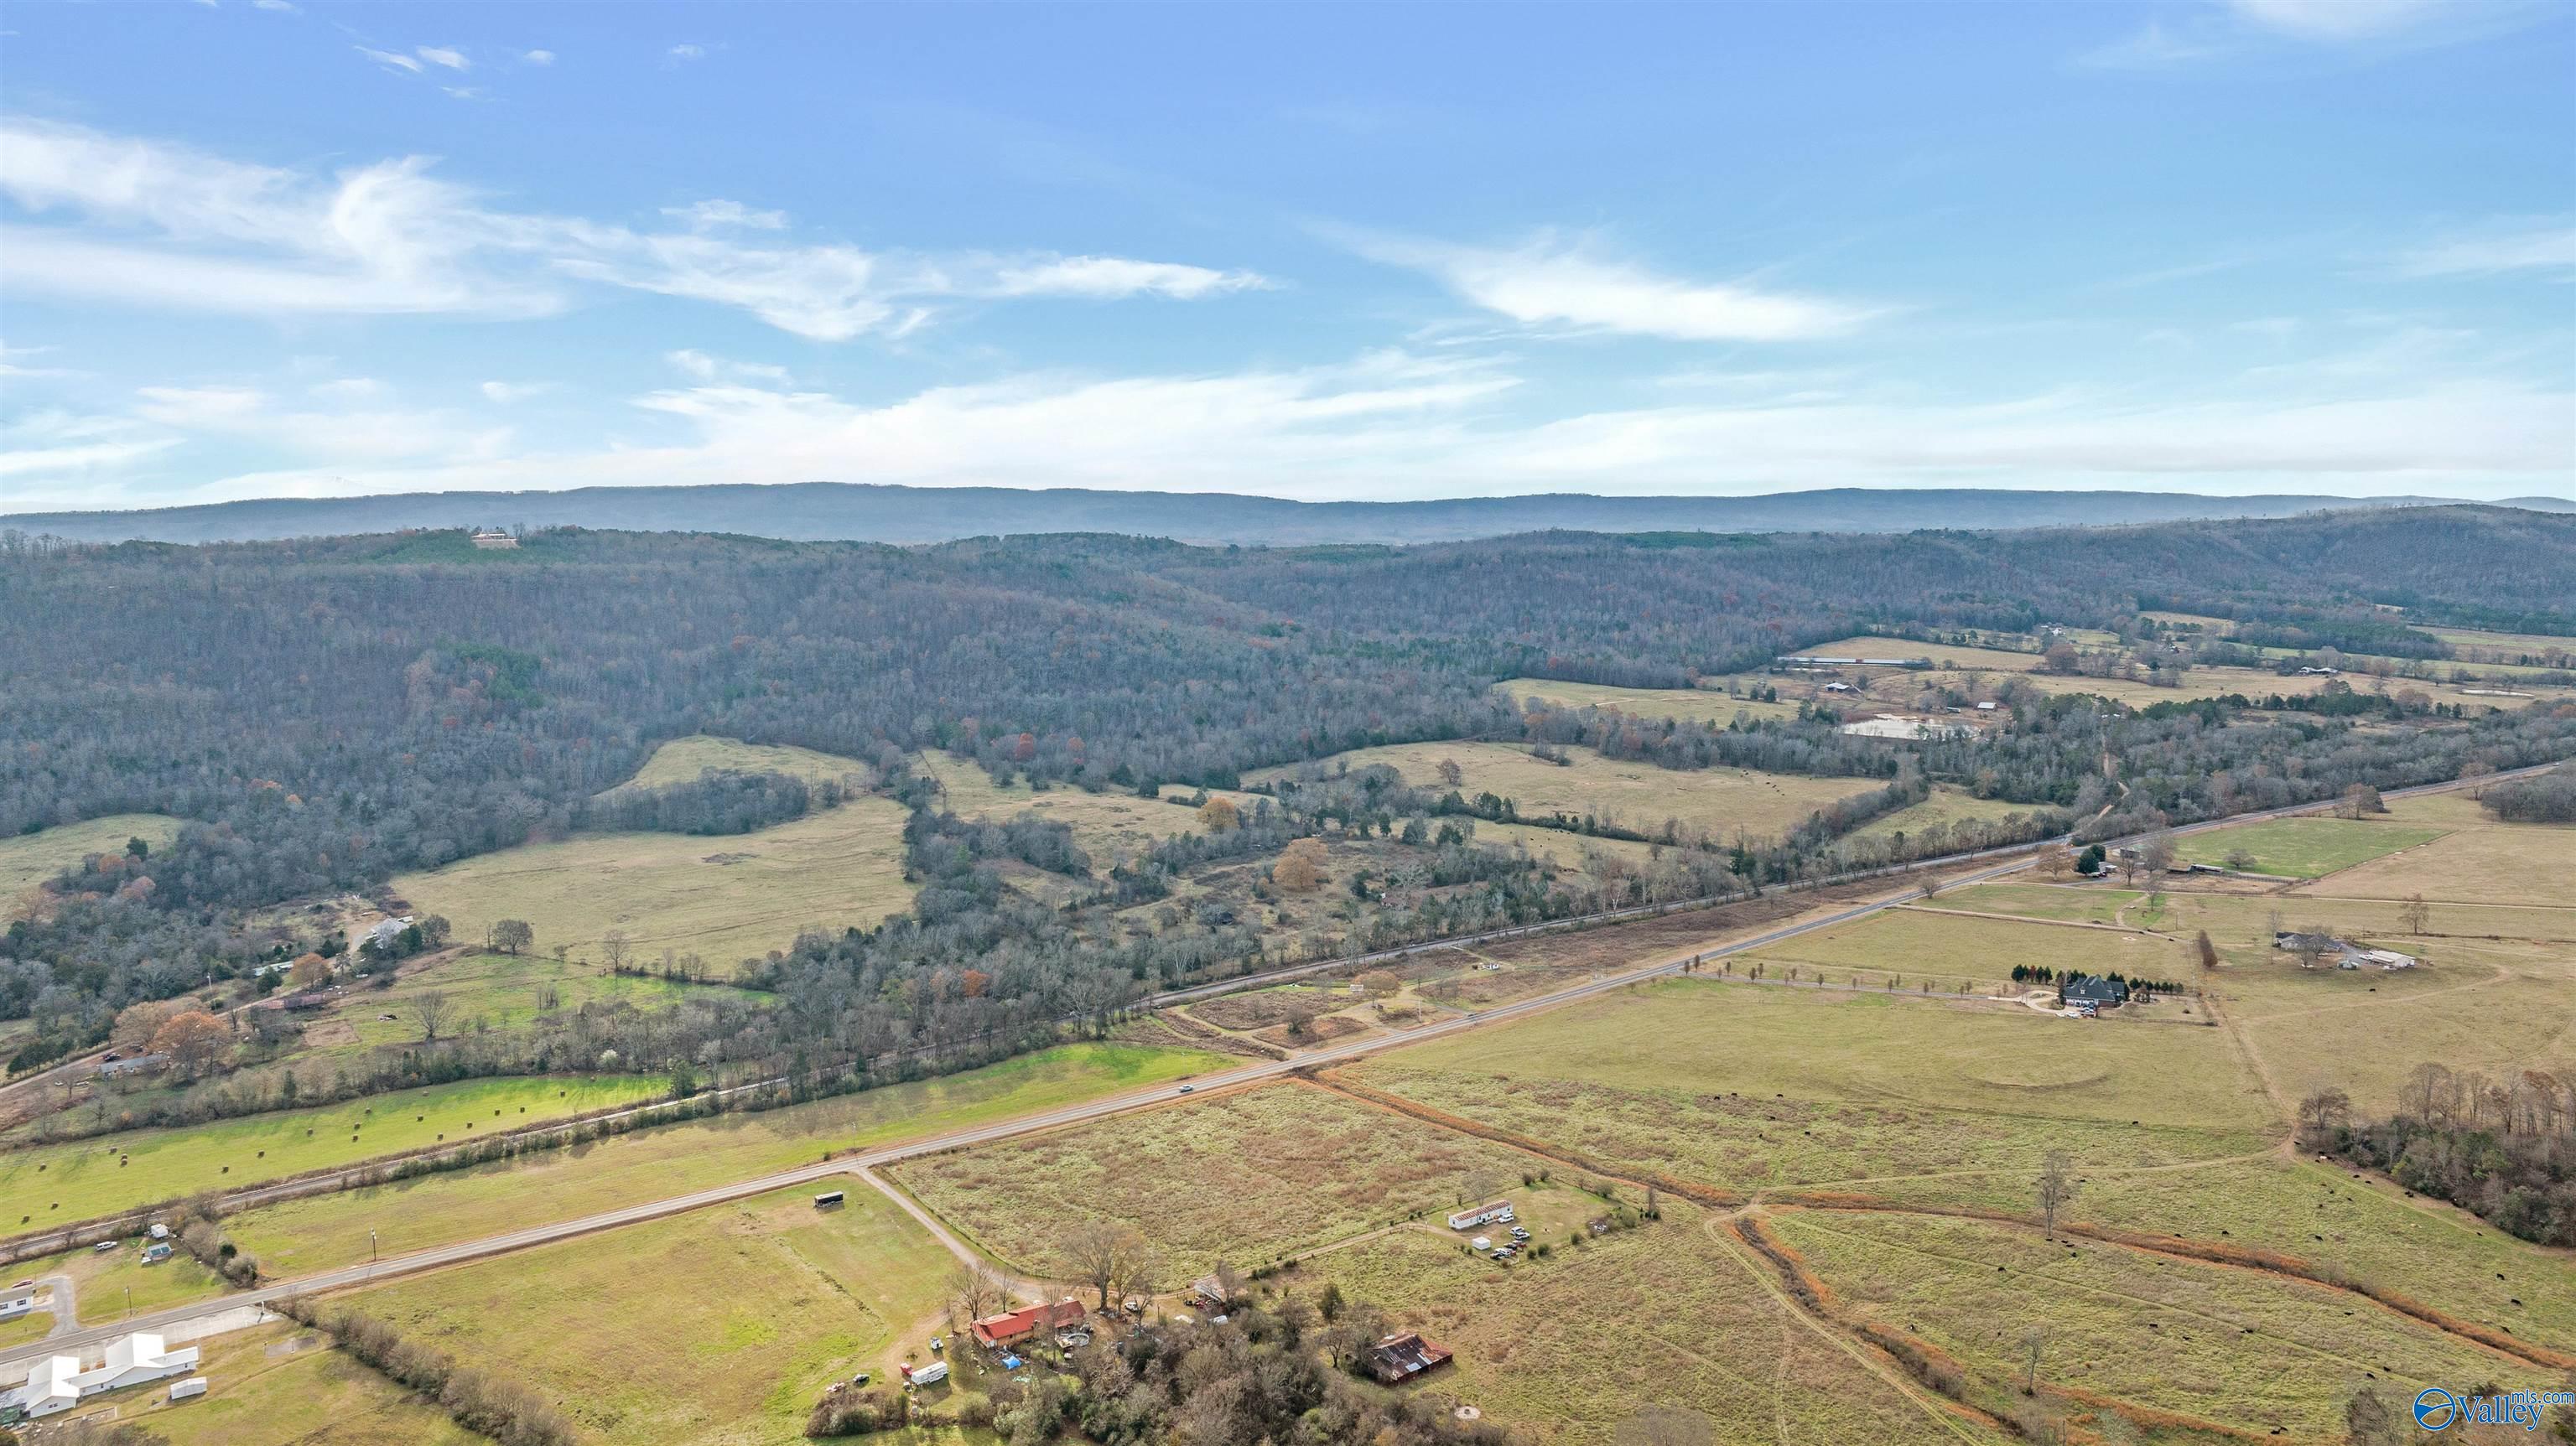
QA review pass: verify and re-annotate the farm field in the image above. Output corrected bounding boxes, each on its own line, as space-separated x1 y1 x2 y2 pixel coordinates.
1303 1201 1981 1446
1744 907 2183 991
609 733 875 791
891 1081 1549 1278
2173 815 2449 878
68 1319 481 1446
2423 626 2576 659
1465 819 1663 873
225 1042 1224 1278
1 1075 660 1227
0 811 184 918
1495 676 1800 724
307 951 741 1050
1354 977 2272 1132
916 749 1252 868
391 793 916 965
1844 786 2048 844
2288 790 2576 904
1932 882 2141 925
1768 1208 2521 1439
1246 741 1883 844
358 1180 958 1446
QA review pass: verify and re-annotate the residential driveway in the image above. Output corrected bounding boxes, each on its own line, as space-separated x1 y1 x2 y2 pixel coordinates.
39 1273 76 1335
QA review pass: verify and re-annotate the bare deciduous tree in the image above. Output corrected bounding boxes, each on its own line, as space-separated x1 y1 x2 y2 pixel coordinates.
1059 1221 1148 1311
2035 1150 2077 1239
413 990 452 1043
947 1258 1009 1327
2399 894 2431 936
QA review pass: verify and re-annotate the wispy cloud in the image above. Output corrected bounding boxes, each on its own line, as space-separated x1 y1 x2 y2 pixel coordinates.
1336 227 1877 342
2387 220 2576 278
519 49 555 66
667 44 706 63
662 199 787 231
252 0 299 13
0 119 1275 341
2082 0 2548 67
356 45 423 74
663 350 792 385
480 381 552 403
417 46 468 70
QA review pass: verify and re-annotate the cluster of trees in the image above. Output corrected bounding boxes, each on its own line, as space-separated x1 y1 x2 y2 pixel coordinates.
811 1288 1514 1446
2301 1065 2576 1246
276 1300 578 1446
2482 764 2576 822
574 768 838 836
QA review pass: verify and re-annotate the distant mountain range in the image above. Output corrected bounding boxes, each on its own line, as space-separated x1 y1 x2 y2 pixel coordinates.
6 483 2570 547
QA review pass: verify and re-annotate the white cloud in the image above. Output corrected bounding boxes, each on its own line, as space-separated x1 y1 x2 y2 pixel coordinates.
668 44 705 62
986 256 1270 300
520 49 555 65
252 0 299 12
2227 0 2447 40
417 46 468 70
663 350 792 384
128 383 513 464
1340 229 1875 342
0 120 1269 339
480 381 551 403
58 348 2565 511
356 46 423 73
2389 220 2576 278
0 409 179 481
308 377 385 402
662 198 787 231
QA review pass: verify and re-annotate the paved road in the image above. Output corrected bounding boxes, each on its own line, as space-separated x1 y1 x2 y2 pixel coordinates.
2 759 2551 1376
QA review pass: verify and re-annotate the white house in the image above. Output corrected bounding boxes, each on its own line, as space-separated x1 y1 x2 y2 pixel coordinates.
0 1288 36 1322
1447 1201 1514 1231
8 1334 202 1417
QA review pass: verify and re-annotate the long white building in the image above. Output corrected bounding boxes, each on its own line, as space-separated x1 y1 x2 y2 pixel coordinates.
4 1333 200 1417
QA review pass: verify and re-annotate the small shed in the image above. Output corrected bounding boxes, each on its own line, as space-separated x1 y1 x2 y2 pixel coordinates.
1365 1332 1452 1386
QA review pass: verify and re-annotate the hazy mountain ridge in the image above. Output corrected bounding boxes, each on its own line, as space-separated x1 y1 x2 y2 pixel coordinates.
9 482 2568 547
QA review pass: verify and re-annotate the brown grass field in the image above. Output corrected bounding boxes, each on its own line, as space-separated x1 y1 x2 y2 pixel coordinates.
608 734 876 791
61 1320 480 1446
1246 741 1883 844
917 749 1257 868
391 793 917 965
1496 676 1802 724
891 1081 1549 1278
2287 790 2576 904
0 812 184 919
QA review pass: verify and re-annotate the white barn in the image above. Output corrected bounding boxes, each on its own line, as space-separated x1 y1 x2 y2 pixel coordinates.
8 1334 201 1417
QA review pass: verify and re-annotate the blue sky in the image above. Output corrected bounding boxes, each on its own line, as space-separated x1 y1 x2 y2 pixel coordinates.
3 0 2571 511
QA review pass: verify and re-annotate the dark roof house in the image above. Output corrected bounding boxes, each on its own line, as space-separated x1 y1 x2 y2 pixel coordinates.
1365 1331 1452 1386
2061 975 2129 1007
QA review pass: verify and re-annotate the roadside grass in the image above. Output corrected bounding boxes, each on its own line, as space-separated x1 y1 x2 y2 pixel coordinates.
0 1309 53 1350
1495 676 1801 725
1358 977 2275 1132
1337 1063 2264 1212
390 794 917 965
891 1081 1549 1278
1846 787 2053 844
2286 795 2576 905
317 951 739 1050
1248 741 1884 844
916 749 1253 869
2174 817 2449 878
1744 909 2184 991
75 1319 480 1446
0 812 184 919
5 1236 231 1320
225 1043 1225 1279
608 734 874 791
2 1075 661 1227
1933 883 2143 925
1814 1155 2576 1355
1297 1201 1976 1446
357 1180 957 1446
1769 1208 2518 1441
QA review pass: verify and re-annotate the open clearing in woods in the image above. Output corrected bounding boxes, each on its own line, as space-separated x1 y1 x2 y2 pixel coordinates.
1245 740 1883 843
77 1319 480 1446
1768 1208 2522 1440
2 1075 660 1227
391 792 917 965
1295 1200 1973 1446
225 1042 1224 1278
357 1181 958 1446
301 951 741 1052
1494 676 1802 725
1845 786 2050 844
0 812 184 918
916 749 1257 868
891 1081 1550 1278
1743 908 2184 991
606 734 876 792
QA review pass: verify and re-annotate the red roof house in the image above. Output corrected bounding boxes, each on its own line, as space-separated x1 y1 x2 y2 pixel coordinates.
971 1298 1087 1348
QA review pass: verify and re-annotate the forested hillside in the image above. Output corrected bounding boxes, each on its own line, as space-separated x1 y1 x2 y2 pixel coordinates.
3 508 2573 1088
